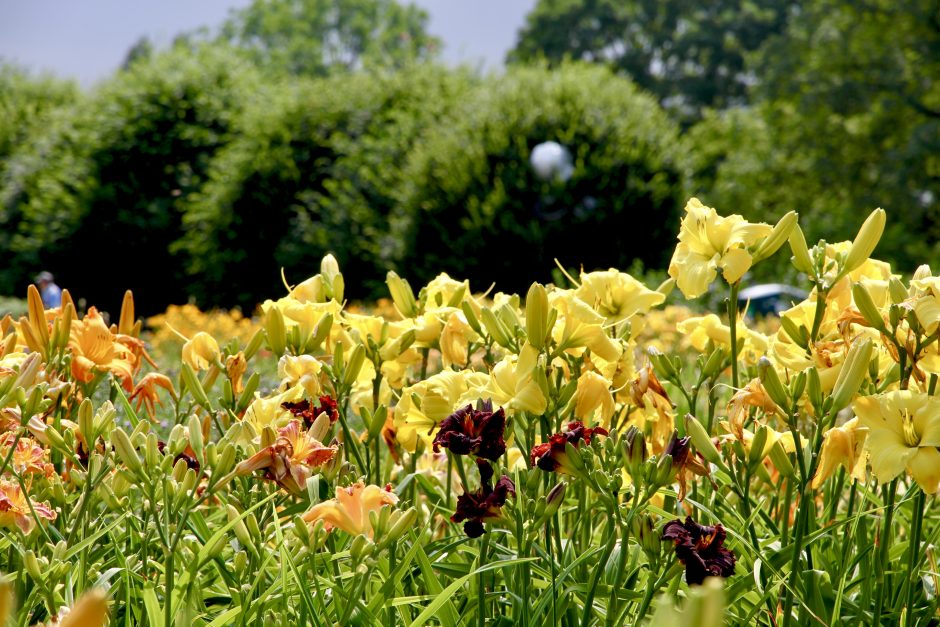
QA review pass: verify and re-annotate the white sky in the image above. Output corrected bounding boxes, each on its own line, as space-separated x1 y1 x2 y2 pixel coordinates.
0 0 536 86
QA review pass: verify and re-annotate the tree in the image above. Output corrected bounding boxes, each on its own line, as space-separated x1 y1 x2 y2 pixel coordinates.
696 0 940 273
509 0 798 120
0 44 259 314
219 0 439 77
391 63 688 293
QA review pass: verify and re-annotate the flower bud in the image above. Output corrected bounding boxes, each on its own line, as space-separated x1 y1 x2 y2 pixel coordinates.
843 209 886 274
624 425 648 477
544 482 566 518
748 426 770 466
758 357 791 410
24 549 43 581
701 348 727 379
525 282 550 350
181 363 212 411
648 346 679 380
233 550 248 576
187 414 204 462
343 343 366 387
852 283 887 332
264 307 287 357
226 505 256 555
480 308 514 349
767 440 795 478
26 284 49 349
656 278 676 298
111 427 144 477
830 338 873 413
754 210 797 262
789 226 814 275
806 368 823 413
685 414 721 466
653 454 674 488
385 508 418 544
387 271 418 318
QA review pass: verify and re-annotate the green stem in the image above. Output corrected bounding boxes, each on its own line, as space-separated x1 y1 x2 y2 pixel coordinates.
580 506 616 626
728 282 740 390
478 531 490 627
903 489 927 626
872 479 899 625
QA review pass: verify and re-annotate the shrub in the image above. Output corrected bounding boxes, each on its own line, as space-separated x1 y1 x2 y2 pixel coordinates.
178 64 476 309
390 63 688 294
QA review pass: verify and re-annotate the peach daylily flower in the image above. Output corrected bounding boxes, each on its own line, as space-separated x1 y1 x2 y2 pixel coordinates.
302 482 398 537
0 434 54 477
129 373 177 419
0 480 56 534
235 420 336 494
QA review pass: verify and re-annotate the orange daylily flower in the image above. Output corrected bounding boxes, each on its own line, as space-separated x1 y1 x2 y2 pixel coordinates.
302 482 398 537
129 373 177 419
68 308 135 390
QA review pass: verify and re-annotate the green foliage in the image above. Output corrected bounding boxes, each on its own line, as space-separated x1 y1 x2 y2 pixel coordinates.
0 44 260 315
219 0 440 77
178 65 476 309
509 0 798 120
392 63 688 294
0 65 78 173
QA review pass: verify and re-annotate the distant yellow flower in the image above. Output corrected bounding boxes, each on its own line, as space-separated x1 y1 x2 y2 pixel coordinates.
487 344 547 416
302 482 398 537
68 307 135 389
810 418 868 489
0 479 56 534
677 314 769 362
855 391 940 493
422 273 469 310
668 198 773 298
181 332 220 371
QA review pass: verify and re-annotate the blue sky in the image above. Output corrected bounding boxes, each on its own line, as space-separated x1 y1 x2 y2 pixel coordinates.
0 0 536 86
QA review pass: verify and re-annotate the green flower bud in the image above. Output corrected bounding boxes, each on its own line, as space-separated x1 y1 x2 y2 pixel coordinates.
685 414 722 466
111 427 144 477
387 271 418 318
830 338 873 412
852 283 887 332
480 308 514 349
187 414 204 462
263 307 287 357
767 440 795 478
843 209 886 274
758 357 791 410
754 210 798 262
525 282 550 350
789 226 814 275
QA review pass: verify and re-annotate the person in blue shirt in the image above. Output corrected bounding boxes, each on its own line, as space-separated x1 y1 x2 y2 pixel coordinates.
34 271 62 309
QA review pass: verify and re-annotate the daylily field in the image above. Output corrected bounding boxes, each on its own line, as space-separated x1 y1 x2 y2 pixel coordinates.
2 200 940 626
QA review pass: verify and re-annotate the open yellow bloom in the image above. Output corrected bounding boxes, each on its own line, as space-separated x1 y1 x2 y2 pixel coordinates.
668 198 773 298
550 292 622 362
573 370 616 426
439 310 480 368
302 482 398 537
278 354 323 396
810 418 868 489
68 307 135 389
855 391 940 493
181 332 220 371
486 343 547 416
243 384 305 434
394 369 488 452
574 269 665 328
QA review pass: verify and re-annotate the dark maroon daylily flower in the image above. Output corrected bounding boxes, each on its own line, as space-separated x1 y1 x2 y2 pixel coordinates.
452 460 515 538
662 516 736 585
529 421 608 474
432 401 506 461
282 395 340 428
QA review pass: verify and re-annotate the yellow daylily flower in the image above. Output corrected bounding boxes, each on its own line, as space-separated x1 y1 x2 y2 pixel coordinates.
278 354 323 396
573 370 616 426
439 310 481 368
855 391 940 493
810 418 868 489
394 370 489 452
574 269 665 328
181 332 221 371
486 343 547 416
422 273 469 311
243 384 305 434
549 291 622 362
677 314 769 364
668 198 773 299
302 482 398 537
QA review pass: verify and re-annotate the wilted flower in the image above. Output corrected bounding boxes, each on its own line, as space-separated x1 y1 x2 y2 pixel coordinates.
235 420 336 494
302 482 399 537
225 351 247 394
0 480 56 534
452 460 515 538
726 379 779 440
530 421 608 474
281 395 339 428
662 516 736 584
810 418 868 489
432 400 506 461
668 198 773 299
854 391 940 493
129 373 177 419
664 432 711 501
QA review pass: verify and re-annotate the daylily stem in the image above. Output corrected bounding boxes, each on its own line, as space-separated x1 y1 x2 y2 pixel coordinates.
872 479 899 625
728 282 740 390
903 489 927 626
